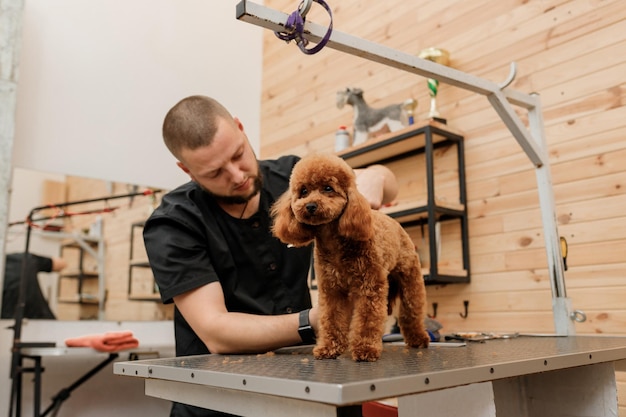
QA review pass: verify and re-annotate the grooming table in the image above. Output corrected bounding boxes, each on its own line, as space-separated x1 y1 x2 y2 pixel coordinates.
114 335 626 417
13 344 172 417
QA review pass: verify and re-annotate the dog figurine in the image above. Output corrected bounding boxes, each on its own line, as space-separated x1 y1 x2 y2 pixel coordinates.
271 154 430 361
336 87 406 146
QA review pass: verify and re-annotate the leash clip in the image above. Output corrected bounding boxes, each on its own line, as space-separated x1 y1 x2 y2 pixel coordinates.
297 0 313 18
274 0 333 55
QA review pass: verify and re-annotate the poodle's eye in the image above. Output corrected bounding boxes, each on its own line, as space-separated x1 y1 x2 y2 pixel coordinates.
323 185 335 193
299 186 309 198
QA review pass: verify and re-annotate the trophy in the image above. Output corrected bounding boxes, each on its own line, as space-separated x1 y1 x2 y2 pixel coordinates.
418 47 450 124
402 98 418 125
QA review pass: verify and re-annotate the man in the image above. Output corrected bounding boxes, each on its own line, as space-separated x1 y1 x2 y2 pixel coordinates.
2 252 67 319
143 95 398 417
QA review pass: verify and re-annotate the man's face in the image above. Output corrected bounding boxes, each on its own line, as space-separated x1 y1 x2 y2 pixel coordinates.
177 117 261 204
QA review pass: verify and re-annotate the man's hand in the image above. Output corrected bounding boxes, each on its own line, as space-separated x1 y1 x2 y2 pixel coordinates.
51 257 67 272
355 164 398 209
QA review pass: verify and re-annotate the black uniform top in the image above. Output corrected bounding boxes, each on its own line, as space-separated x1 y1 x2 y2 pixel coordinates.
2 253 55 319
144 155 312 346
144 156 313 417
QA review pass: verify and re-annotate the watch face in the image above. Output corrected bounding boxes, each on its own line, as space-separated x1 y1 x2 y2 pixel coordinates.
298 310 316 344
298 328 316 345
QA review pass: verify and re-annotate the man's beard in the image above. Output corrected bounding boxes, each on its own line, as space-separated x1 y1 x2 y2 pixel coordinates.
201 171 263 205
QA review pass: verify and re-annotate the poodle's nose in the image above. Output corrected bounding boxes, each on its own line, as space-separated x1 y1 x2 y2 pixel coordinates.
306 203 317 214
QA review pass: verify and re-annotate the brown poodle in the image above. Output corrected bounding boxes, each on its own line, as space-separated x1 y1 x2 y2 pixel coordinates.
271 153 430 361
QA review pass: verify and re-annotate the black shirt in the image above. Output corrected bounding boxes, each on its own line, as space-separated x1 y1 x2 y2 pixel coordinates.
144 156 312 417
2 253 55 319
144 155 312 353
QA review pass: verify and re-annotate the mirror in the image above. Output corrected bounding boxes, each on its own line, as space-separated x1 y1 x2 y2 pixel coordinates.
3 0 264 321
5 167 173 321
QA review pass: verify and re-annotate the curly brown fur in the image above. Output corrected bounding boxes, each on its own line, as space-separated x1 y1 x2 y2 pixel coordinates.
271 154 430 361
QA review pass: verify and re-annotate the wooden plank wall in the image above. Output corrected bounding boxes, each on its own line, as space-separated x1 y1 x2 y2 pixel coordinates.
261 0 625 332
261 0 626 412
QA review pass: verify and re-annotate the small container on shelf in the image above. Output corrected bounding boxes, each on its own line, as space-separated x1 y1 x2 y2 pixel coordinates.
335 126 351 152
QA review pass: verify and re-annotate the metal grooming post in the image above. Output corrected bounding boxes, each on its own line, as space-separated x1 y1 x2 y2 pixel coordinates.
236 0 582 335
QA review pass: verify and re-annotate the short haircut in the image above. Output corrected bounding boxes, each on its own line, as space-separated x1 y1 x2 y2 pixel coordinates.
162 95 234 159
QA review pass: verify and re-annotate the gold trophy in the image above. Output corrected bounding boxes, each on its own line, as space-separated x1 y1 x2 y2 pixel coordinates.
418 47 450 124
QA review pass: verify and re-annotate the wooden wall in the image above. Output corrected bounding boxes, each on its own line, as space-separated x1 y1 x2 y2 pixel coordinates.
261 0 626 333
261 0 626 411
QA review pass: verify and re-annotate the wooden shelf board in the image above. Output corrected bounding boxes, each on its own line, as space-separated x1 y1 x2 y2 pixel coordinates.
61 238 101 248
423 267 468 278
130 260 151 268
128 295 162 302
37 230 101 244
58 295 99 304
337 121 462 168
380 200 465 223
60 272 99 279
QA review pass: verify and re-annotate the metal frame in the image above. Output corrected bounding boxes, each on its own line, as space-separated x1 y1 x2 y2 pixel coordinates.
235 0 575 335
15 349 118 417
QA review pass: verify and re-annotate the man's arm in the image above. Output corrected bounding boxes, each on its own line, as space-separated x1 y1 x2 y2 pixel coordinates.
51 257 67 272
174 281 319 354
354 164 399 209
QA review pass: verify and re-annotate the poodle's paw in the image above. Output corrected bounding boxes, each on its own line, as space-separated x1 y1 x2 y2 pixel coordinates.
313 345 342 360
404 331 430 349
351 345 383 362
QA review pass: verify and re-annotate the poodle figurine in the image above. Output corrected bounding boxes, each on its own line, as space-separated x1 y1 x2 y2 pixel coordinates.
271 154 430 361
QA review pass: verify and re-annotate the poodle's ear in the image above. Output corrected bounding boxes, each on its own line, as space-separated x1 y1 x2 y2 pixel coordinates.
338 186 373 241
271 190 316 247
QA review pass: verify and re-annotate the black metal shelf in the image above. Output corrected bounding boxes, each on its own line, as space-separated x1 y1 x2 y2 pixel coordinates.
58 236 105 307
338 121 470 285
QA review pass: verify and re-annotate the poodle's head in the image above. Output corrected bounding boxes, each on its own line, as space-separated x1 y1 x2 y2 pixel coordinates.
271 154 373 246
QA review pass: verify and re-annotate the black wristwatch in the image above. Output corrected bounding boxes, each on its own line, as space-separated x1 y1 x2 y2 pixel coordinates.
298 309 316 345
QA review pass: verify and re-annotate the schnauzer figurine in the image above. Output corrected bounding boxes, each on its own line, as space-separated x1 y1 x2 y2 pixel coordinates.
336 87 406 146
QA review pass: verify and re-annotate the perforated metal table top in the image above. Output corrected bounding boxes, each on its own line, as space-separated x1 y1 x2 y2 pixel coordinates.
114 335 626 405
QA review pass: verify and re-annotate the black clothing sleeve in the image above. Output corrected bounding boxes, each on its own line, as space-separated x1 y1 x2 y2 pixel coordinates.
2 253 56 319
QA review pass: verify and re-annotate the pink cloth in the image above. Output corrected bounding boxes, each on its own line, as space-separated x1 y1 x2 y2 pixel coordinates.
65 330 139 352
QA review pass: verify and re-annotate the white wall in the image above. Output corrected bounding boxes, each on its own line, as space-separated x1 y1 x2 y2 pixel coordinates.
12 0 263 190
